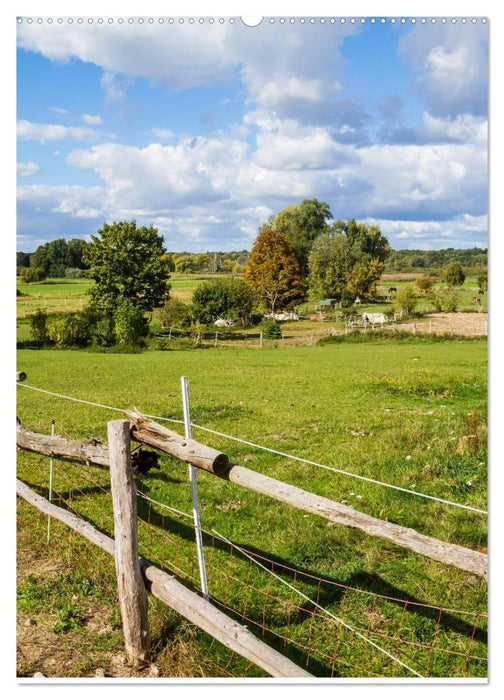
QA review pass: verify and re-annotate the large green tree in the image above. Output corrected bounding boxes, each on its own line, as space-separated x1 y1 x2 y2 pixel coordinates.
244 227 306 314
308 219 390 302
273 198 332 274
84 221 170 312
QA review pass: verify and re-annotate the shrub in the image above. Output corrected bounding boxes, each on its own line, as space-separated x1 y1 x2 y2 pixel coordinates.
477 270 488 293
30 309 50 344
192 277 255 325
114 298 148 345
159 297 192 328
259 317 281 339
46 313 91 347
443 261 465 287
20 267 46 283
416 275 436 293
434 286 460 312
392 284 417 317
64 267 87 279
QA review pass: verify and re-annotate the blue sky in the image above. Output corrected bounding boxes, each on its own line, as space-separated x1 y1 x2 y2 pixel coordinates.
16 16 488 252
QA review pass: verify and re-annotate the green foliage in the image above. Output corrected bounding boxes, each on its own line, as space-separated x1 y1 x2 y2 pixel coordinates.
29 238 89 278
64 267 88 279
477 270 488 292
434 286 460 312
259 317 282 339
29 309 50 343
244 227 306 313
340 289 354 308
20 267 46 283
113 298 148 345
159 297 192 328
308 219 390 302
443 261 466 287
17 251 30 268
84 220 170 313
416 275 436 293
392 283 417 316
386 247 487 272
273 198 332 273
46 312 91 347
173 254 197 273
192 277 255 325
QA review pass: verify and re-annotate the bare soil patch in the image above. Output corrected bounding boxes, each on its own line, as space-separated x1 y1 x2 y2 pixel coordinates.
394 312 488 337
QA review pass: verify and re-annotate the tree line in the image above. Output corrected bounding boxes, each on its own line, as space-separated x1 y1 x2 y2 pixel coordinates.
22 204 488 349
386 247 487 272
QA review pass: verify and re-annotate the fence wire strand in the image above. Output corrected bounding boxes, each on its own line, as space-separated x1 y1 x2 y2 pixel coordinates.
17 382 487 514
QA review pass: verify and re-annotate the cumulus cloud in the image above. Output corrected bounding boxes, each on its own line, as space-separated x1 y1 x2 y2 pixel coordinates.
17 119 101 143
49 106 69 115
17 20 357 126
17 161 40 176
398 23 488 117
17 184 106 243
366 214 487 249
82 113 103 125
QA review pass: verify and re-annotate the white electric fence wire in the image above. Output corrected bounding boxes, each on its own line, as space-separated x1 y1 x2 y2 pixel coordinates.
212 529 424 678
189 423 487 515
181 376 209 601
137 490 194 522
17 383 487 515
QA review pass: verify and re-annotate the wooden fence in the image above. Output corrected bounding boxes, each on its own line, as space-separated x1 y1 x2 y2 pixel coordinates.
16 374 487 677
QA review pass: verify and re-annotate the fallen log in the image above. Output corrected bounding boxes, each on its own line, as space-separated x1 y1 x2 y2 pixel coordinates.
16 479 312 678
125 410 230 477
125 411 487 579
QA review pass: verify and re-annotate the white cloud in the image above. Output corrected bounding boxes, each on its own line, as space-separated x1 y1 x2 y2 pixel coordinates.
49 106 69 115
17 119 101 143
17 20 356 124
17 184 105 219
100 71 126 102
366 215 487 249
17 161 40 176
421 112 487 145
252 120 354 171
399 23 487 116
82 113 103 125
151 128 175 140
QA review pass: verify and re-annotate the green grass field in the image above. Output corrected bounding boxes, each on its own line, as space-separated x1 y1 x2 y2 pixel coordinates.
16 337 487 678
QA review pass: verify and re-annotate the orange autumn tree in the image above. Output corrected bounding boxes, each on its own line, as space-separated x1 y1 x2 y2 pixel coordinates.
244 226 306 314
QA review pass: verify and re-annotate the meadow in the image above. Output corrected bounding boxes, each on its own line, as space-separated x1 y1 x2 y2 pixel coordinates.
16 336 488 678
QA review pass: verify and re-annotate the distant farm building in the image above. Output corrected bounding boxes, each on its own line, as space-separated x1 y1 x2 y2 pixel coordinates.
318 299 338 310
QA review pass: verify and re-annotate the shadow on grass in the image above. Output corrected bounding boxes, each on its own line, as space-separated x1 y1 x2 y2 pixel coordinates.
136 497 487 650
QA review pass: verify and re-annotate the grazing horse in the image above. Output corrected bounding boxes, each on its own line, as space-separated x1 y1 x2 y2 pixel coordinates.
473 297 481 305
387 287 397 294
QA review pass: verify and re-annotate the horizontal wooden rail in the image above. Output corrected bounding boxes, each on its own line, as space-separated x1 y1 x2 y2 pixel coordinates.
125 409 230 476
16 479 312 679
16 424 159 474
17 424 110 467
125 411 487 579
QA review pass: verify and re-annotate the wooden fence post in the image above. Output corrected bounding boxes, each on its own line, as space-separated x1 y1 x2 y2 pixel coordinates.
108 419 150 665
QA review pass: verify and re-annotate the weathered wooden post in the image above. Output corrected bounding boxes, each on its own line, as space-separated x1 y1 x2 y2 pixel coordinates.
108 419 150 665
259 329 263 348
